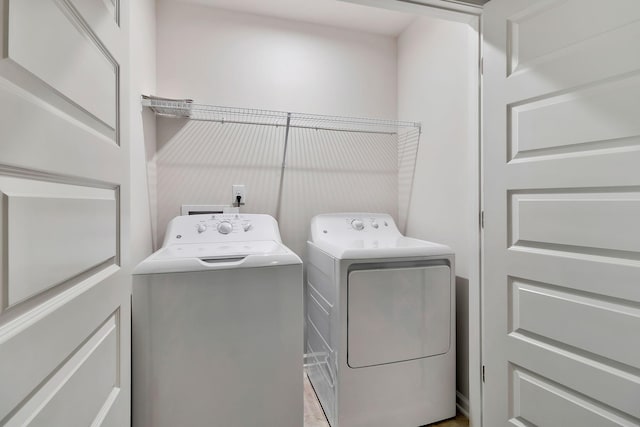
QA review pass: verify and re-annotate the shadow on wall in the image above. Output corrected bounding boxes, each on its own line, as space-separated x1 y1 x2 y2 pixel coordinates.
455 276 470 405
155 117 284 247
153 118 418 258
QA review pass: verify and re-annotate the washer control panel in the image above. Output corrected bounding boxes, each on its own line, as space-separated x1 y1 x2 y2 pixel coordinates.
163 213 281 245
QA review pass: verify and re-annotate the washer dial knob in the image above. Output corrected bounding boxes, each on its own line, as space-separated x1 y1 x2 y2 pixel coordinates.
351 219 365 231
217 221 233 234
371 221 379 229
197 223 207 233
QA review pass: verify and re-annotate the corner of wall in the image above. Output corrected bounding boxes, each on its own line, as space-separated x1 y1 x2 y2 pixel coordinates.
396 13 480 416
129 0 158 264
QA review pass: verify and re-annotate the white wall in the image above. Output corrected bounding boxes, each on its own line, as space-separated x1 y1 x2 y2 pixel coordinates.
129 0 157 264
397 15 478 412
154 1 402 256
156 0 397 118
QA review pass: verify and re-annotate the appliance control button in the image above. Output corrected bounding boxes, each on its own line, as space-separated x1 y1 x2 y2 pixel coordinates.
197 223 207 233
351 219 364 231
243 222 252 232
217 221 233 234
371 221 379 229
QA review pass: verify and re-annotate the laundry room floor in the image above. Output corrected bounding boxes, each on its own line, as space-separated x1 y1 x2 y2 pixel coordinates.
303 375 329 427
303 374 469 427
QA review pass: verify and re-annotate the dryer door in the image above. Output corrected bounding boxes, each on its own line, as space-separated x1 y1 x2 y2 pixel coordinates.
347 265 451 368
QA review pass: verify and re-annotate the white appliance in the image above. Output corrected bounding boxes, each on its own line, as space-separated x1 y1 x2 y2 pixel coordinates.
132 214 302 427
306 213 455 427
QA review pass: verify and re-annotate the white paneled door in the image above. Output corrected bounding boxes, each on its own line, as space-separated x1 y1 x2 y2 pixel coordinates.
0 0 130 426
482 0 640 426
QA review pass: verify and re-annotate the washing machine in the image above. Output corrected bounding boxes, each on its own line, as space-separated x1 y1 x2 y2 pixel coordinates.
305 213 455 427
132 213 302 427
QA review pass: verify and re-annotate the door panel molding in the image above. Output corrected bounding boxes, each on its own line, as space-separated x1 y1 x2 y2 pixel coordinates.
66 0 120 34
509 191 640 254
3 311 120 426
507 247 640 303
509 365 639 426
505 22 640 104
0 64 118 142
0 79 123 183
506 0 564 76
508 73 640 161
1 177 118 308
508 332 640 419
0 265 121 422
509 277 640 369
507 0 640 76
1 0 119 142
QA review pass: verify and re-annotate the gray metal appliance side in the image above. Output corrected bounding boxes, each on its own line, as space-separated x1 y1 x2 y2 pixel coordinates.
305 241 340 427
132 265 304 427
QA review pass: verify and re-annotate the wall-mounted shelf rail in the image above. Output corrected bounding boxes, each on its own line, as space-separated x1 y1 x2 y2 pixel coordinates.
142 95 421 233
141 95 421 135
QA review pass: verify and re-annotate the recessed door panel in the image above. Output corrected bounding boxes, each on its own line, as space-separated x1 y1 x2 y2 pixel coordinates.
347 265 450 368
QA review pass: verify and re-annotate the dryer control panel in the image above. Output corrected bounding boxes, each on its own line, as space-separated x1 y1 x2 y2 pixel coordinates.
162 213 283 246
310 213 401 242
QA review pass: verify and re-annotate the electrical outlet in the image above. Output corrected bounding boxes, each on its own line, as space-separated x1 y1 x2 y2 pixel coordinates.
232 185 246 205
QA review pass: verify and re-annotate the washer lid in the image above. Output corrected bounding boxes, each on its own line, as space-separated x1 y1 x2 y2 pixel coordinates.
133 240 301 274
309 213 453 259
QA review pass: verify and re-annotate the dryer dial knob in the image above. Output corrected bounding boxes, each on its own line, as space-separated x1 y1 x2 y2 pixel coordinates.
243 222 252 232
351 219 364 231
217 221 233 234
371 221 379 229
197 223 207 233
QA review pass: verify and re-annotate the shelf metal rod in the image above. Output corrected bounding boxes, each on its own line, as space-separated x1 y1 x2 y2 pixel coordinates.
275 112 292 222
173 117 407 136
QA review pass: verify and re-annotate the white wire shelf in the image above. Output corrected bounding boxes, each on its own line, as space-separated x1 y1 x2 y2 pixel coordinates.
141 96 421 135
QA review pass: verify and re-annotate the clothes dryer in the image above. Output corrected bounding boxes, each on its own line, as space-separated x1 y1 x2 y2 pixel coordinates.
305 213 455 427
